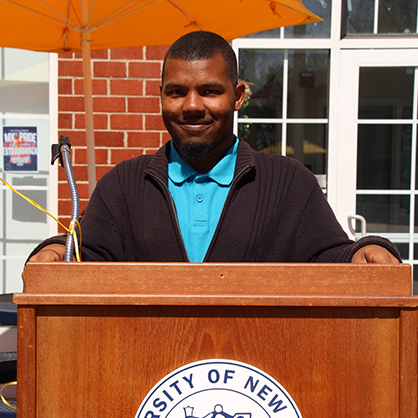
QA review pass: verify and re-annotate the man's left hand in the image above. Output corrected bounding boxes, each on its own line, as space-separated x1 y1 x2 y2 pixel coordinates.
351 244 400 264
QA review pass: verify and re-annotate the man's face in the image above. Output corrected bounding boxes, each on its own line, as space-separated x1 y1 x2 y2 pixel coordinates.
161 55 245 172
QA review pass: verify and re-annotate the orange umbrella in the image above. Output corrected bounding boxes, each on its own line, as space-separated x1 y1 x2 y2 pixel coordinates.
0 0 321 195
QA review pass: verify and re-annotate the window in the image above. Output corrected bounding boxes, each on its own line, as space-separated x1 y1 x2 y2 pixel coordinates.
0 48 57 293
237 48 330 189
344 0 418 35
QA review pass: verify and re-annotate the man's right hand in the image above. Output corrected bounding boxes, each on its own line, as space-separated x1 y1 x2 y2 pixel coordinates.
28 244 67 262
22 244 67 283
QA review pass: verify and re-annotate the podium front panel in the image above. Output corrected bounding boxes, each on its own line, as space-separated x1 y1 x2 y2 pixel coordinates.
15 263 418 417
15 304 417 417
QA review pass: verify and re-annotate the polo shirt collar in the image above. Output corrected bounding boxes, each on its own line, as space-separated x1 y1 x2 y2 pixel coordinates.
168 137 238 186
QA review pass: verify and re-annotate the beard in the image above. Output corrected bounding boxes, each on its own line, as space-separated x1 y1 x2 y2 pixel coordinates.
176 139 213 165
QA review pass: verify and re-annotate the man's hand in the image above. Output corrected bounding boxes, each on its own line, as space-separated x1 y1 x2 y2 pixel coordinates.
28 244 67 262
22 244 67 283
351 244 400 264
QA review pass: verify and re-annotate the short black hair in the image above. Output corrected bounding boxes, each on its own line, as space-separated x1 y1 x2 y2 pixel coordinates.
162 31 238 86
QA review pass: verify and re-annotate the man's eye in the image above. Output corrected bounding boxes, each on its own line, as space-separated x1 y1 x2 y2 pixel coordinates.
167 90 184 96
203 89 221 95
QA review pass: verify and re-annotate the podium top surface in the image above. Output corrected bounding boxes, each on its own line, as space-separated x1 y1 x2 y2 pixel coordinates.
14 262 418 307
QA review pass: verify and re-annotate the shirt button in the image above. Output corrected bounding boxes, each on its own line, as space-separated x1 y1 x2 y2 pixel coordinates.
196 195 204 203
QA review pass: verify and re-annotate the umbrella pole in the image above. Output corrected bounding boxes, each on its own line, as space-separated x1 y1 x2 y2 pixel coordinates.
80 1 96 198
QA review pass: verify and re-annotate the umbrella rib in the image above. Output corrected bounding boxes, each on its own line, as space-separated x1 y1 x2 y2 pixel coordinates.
268 0 312 18
166 0 204 30
1 0 81 32
87 0 94 27
36 0 83 28
92 0 162 30
63 0 71 50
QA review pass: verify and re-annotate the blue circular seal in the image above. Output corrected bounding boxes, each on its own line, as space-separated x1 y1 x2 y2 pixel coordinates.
135 359 302 418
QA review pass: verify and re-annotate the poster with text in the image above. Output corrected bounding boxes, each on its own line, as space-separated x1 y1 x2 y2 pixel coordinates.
3 126 38 172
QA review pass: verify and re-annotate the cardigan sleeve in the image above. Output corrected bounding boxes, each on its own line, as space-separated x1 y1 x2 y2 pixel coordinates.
27 161 135 262
295 170 402 263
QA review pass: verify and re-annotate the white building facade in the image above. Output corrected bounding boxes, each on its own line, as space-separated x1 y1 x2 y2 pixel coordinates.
233 0 418 293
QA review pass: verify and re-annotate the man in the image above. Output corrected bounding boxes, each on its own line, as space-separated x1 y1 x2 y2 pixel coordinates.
27 31 400 264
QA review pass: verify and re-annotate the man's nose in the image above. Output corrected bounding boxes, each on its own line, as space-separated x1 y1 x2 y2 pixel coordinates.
183 91 205 113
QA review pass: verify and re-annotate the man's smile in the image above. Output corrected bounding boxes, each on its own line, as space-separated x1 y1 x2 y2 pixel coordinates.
179 120 212 131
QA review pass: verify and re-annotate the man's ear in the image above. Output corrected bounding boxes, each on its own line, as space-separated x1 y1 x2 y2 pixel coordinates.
234 82 246 111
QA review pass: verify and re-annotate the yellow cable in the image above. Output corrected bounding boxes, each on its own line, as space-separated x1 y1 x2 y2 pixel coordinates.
0 177 82 261
0 381 17 410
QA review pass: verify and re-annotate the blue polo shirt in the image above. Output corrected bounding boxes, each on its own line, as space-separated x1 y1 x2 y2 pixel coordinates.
168 138 238 262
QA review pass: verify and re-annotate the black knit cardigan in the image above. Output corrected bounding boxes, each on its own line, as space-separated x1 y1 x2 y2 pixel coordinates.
29 140 401 263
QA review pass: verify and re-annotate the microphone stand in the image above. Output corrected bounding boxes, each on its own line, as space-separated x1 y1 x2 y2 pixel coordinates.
51 135 80 262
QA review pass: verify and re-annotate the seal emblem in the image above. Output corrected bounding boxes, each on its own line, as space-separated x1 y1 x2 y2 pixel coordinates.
134 359 302 418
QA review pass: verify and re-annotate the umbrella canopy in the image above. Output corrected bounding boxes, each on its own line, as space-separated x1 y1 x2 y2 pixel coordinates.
0 0 321 194
0 0 321 52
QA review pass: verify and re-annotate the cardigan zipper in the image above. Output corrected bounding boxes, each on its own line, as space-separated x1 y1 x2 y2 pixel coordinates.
145 170 190 261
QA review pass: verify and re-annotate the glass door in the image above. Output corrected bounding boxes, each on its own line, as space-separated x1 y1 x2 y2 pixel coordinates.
0 49 58 293
333 48 418 293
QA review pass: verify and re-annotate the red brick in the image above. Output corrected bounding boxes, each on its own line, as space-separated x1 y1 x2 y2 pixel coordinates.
110 79 143 96
59 60 83 76
94 61 127 78
58 217 70 234
59 113 73 129
72 165 88 182
110 114 143 130
128 132 160 147
128 97 160 113
59 96 85 111
145 114 165 130
58 199 72 216
58 52 75 60
93 97 126 112
58 130 87 146
58 165 88 182
58 182 71 199
111 149 143 164
58 78 72 95
111 47 143 60
144 148 159 155
162 132 171 144
129 62 161 78
91 49 109 59
59 182 90 200
75 113 108 130
71 49 107 59
145 80 161 96
78 183 90 200
75 79 108 95
80 199 89 213
95 131 125 147
74 148 108 164
146 45 169 60
96 165 113 180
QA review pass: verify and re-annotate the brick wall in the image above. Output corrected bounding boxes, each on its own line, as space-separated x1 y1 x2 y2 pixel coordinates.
57 45 170 231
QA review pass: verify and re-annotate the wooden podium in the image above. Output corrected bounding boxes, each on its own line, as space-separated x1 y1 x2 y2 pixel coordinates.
14 263 418 417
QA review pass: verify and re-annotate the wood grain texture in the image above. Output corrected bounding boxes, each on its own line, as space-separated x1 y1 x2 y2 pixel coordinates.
12 294 418 307
20 263 412 296
32 305 407 417
16 307 36 418
399 309 418 417
15 263 418 417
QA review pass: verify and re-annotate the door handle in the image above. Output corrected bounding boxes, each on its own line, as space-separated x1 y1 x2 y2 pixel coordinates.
348 215 367 239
